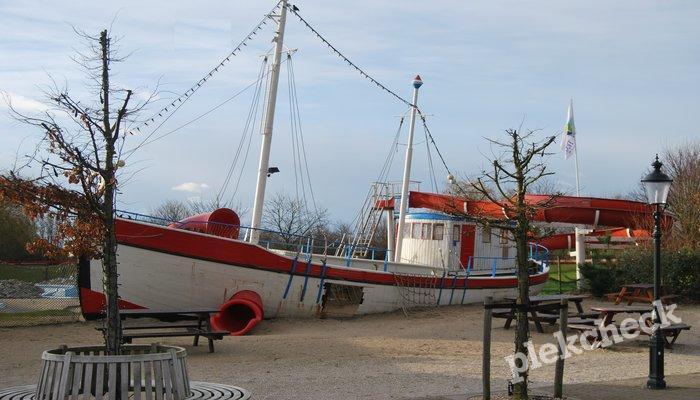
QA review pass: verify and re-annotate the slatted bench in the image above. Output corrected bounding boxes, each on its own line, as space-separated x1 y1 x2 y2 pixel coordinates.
122 329 229 353
99 309 229 353
660 323 691 348
567 322 692 349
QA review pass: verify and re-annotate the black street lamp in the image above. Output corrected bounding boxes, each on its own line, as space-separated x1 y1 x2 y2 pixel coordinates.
641 155 673 390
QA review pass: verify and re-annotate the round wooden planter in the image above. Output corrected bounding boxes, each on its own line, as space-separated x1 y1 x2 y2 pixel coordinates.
36 344 190 400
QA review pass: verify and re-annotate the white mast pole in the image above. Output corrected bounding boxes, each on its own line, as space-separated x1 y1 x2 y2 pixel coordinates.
249 0 288 244
394 75 423 262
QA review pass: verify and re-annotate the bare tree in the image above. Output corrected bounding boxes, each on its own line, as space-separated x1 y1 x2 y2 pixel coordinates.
261 192 328 248
663 141 700 249
456 129 556 400
150 198 248 222
150 199 193 222
0 29 151 355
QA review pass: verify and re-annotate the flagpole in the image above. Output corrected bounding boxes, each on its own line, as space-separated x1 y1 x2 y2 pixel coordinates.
569 98 584 287
572 99 581 197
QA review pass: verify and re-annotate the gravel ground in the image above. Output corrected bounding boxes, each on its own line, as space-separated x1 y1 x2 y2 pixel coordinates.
0 300 699 399
0 280 42 299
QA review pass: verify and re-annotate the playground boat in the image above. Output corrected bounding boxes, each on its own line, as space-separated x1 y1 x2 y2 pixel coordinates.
79 0 650 335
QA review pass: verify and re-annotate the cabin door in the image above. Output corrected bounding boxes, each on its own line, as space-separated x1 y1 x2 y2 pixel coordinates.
460 225 476 269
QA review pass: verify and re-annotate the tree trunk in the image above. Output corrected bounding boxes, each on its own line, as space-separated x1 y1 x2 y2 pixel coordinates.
513 219 531 400
99 29 121 355
102 188 121 355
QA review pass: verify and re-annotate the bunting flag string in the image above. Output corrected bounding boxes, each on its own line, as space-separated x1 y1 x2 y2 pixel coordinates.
128 1 282 139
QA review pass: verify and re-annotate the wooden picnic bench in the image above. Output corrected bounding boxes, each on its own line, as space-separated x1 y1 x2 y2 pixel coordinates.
494 294 591 333
567 305 691 349
99 309 229 353
605 283 677 305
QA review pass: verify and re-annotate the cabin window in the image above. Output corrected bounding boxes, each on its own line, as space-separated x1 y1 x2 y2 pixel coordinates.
499 229 508 244
482 226 491 243
403 222 411 238
433 223 444 240
453 225 460 242
502 246 509 259
411 222 421 239
421 223 432 239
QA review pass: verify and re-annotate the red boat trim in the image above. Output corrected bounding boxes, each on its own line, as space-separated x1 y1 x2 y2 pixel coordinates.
113 218 548 289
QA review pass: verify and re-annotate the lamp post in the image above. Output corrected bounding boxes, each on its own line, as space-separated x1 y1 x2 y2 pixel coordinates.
641 155 673 390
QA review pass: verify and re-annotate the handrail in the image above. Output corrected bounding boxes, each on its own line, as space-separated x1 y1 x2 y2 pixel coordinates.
116 209 391 261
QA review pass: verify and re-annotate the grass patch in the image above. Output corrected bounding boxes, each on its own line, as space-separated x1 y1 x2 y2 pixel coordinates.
542 262 579 294
0 263 76 283
0 308 78 320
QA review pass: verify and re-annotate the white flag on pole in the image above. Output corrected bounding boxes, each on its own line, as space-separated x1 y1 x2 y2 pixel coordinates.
561 100 576 159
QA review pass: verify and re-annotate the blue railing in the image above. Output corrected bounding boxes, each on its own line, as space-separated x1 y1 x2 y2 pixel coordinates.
116 209 389 263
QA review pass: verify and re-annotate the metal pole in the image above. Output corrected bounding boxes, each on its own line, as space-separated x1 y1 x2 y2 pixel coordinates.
554 299 568 398
558 257 562 294
394 75 422 262
647 203 666 389
248 0 288 244
482 296 493 400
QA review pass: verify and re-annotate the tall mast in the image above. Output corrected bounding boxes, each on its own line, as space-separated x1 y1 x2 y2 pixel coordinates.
394 75 422 262
249 0 288 244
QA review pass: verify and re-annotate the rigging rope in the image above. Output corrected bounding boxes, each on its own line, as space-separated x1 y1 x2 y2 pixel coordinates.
124 68 271 160
121 1 282 157
289 4 455 186
424 120 438 192
287 5 414 109
217 57 269 201
288 54 318 213
419 112 452 178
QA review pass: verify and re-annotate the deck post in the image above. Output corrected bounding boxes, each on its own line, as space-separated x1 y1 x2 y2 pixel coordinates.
482 296 493 400
554 299 568 398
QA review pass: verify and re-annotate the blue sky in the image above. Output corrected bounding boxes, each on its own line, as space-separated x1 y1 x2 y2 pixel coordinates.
1 1 698 223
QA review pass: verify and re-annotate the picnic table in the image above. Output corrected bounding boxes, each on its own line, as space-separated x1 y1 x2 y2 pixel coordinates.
607 283 676 305
494 294 592 333
568 305 691 348
589 305 651 325
99 309 229 353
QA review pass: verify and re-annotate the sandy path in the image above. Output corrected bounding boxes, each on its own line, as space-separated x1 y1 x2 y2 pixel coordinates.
1 301 699 399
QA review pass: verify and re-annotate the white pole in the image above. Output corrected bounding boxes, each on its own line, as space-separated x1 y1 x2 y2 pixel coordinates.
394 75 422 262
386 209 395 263
249 0 288 244
569 98 585 286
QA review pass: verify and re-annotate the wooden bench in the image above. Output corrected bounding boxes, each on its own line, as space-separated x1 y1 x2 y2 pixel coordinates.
660 323 691 348
567 322 691 349
99 309 229 353
121 328 229 353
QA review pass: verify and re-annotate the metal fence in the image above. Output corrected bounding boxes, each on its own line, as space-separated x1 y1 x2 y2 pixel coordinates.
0 262 81 327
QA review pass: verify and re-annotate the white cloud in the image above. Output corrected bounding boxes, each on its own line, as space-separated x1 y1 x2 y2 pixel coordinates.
2 92 47 113
172 182 209 193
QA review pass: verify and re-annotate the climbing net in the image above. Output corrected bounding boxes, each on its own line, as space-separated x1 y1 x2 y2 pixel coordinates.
392 273 437 316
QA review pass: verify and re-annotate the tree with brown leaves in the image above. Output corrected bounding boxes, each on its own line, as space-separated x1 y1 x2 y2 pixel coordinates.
0 29 152 355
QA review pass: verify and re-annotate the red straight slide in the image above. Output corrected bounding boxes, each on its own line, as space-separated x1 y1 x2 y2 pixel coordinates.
377 191 670 250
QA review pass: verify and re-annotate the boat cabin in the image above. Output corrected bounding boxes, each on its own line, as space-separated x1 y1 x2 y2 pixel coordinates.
400 212 516 275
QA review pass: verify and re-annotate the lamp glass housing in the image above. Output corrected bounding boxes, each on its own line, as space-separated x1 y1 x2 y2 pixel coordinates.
642 180 672 205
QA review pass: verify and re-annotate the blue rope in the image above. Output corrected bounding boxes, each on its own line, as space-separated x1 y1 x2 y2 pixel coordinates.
299 255 313 302
461 262 471 305
436 271 447 305
448 275 458 305
315 259 328 304
282 256 299 300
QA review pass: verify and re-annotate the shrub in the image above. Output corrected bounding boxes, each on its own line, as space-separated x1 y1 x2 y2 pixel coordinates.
600 248 700 301
579 263 620 297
